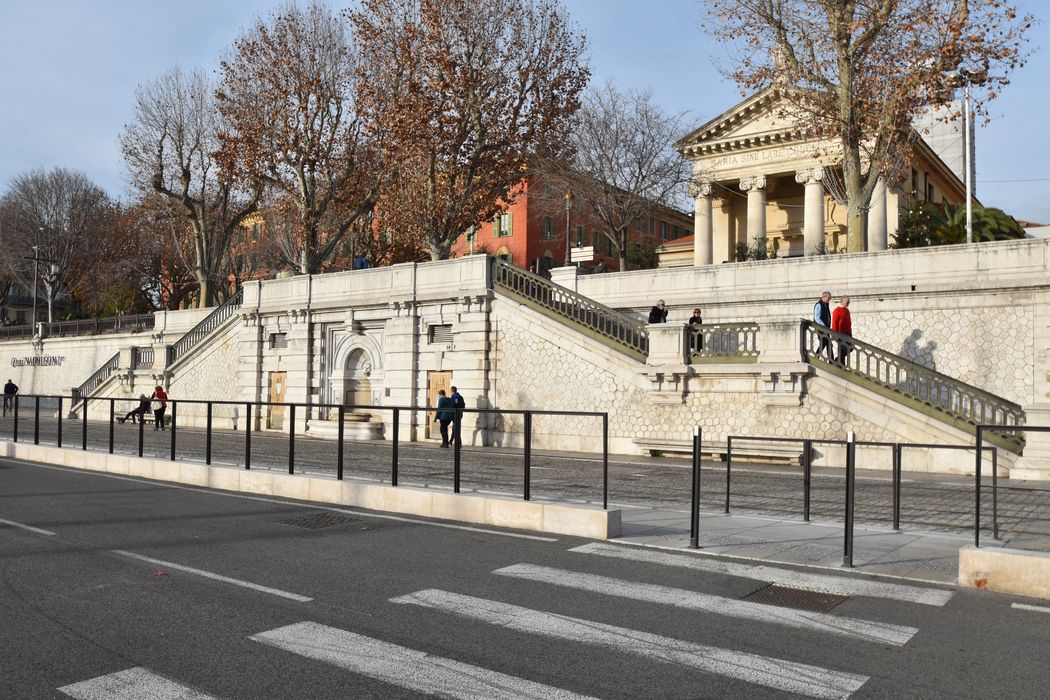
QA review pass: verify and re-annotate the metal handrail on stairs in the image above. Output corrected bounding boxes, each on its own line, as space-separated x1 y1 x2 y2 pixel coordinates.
491 258 648 360
76 352 120 399
801 320 1024 446
166 289 244 367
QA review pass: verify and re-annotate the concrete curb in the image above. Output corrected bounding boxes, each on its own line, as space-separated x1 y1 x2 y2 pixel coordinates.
959 545 1050 600
0 441 620 540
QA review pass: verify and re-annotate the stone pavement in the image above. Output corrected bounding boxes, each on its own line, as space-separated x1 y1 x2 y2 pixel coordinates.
613 505 986 585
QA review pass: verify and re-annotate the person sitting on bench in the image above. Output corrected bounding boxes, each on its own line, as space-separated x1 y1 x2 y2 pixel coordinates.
118 395 152 424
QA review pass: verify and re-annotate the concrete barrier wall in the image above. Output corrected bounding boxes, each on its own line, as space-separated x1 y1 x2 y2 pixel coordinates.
0 440 620 539
959 545 1050 600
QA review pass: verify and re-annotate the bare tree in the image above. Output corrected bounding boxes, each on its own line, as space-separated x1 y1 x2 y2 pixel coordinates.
350 0 589 260
121 67 262 308
542 83 692 271
216 2 379 274
0 168 110 323
705 0 1032 252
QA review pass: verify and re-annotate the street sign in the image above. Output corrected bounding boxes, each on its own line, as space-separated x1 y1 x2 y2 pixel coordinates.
570 246 594 263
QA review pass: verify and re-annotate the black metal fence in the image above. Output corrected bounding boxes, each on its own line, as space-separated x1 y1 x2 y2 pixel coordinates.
689 431 1002 566
0 313 155 341
4 394 609 508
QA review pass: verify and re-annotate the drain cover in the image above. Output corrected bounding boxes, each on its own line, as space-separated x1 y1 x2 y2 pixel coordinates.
279 512 361 530
742 584 848 612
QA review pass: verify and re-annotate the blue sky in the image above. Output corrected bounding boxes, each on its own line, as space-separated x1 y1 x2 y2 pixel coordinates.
1 0 1046 220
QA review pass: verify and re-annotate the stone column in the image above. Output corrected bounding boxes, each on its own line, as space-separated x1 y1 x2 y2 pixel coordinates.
867 178 888 251
739 176 767 249
689 181 714 267
795 168 825 256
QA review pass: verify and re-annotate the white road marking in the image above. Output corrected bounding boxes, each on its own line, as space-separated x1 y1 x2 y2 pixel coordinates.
1011 603 1050 614
250 621 596 699
59 666 216 699
111 550 312 602
494 563 917 646
391 589 868 700
14 460 558 541
0 517 56 536
571 542 954 606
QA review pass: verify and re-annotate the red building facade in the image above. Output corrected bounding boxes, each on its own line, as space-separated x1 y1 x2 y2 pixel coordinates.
450 175 693 274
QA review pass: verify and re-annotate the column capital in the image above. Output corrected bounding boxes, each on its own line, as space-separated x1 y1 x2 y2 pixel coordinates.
739 175 767 193
795 167 824 186
688 180 714 198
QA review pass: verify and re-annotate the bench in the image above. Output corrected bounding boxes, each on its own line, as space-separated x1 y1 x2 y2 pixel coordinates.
633 438 803 466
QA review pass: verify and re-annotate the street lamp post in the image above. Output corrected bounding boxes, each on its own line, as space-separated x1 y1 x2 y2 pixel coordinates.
564 190 575 266
963 83 973 245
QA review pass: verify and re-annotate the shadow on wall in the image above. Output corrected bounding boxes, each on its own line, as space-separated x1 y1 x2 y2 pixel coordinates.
899 329 938 371
471 396 505 447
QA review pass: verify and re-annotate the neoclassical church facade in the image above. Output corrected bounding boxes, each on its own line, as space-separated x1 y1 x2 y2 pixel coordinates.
663 88 968 266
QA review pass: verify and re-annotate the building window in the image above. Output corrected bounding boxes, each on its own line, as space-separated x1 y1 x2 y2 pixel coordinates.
575 226 585 246
269 333 288 349
495 212 513 237
911 168 919 196
541 216 555 240
660 221 672 241
428 324 453 344
496 246 512 264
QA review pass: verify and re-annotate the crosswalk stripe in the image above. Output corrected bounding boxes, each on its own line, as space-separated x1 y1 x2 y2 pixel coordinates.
1011 603 1050 614
250 621 597 699
391 589 868 700
58 667 216 699
571 542 954 606
494 563 917 646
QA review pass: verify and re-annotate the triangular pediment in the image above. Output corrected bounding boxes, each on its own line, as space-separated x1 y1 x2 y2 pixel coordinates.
675 88 805 154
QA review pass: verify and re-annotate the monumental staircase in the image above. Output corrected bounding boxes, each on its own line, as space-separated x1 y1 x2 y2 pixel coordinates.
72 290 244 412
490 258 1024 456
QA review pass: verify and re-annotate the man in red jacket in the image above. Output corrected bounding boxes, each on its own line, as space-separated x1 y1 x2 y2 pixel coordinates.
831 296 852 366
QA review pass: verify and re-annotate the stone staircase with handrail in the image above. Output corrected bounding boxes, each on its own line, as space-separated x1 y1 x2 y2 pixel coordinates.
71 290 245 407
166 289 244 369
800 319 1025 450
491 257 649 360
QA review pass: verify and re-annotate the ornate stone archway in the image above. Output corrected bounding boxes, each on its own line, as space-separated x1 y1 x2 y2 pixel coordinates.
344 348 373 408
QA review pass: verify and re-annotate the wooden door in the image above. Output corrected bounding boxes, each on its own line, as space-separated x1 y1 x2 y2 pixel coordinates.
268 371 287 429
426 371 452 439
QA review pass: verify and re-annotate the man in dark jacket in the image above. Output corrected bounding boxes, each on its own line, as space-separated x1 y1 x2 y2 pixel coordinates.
648 300 668 324
449 386 465 446
812 291 835 362
3 379 17 416
435 390 454 447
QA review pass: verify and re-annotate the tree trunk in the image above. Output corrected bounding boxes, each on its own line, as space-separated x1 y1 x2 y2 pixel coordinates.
429 238 450 261
198 276 213 309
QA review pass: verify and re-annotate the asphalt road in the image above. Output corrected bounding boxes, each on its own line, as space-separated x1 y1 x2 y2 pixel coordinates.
2 459 1049 699
2 412 1048 542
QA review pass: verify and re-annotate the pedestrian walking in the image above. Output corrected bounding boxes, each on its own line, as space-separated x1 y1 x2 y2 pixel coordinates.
648 300 668 324
151 386 168 430
813 291 835 362
435 389 453 448
118 394 151 424
3 378 18 416
832 296 853 365
450 386 465 446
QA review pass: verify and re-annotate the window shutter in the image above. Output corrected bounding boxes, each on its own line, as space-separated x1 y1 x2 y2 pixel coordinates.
506 212 513 237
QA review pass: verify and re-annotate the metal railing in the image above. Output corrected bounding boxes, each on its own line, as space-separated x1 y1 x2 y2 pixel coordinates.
166 290 244 367
801 320 1024 446
0 313 155 341
132 346 155 370
76 352 120 398
491 257 648 360
689 323 760 363
3 394 609 508
690 431 1002 565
